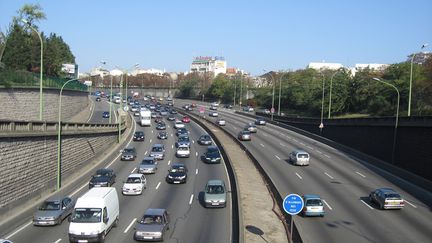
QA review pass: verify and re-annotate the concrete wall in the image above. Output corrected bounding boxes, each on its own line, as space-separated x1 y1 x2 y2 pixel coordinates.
0 88 89 121
0 132 117 215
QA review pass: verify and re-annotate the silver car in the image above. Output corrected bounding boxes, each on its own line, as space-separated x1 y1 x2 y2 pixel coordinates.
244 123 257 133
369 188 404 210
238 130 251 141
138 157 158 174
204 180 227 208
33 196 75 226
134 208 170 241
150 144 165 160
289 150 310 166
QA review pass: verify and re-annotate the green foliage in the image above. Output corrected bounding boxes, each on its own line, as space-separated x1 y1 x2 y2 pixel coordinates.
178 79 198 98
206 74 230 101
2 4 75 79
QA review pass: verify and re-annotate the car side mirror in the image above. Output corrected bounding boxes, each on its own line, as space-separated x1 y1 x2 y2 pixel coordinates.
62 206 66 210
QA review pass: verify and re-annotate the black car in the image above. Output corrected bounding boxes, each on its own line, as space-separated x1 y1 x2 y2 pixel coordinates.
223 104 233 109
96 97 101 102
198 134 212 145
89 168 116 188
175 135 190 148
133 131 145 141
121 147 137 161
202 146 221 164
158 131 168 140
102 111 110 118
156 122 166 130
166 163 188 184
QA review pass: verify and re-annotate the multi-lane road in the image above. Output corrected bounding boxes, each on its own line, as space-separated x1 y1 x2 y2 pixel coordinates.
177 100 432 243
4 98 232 243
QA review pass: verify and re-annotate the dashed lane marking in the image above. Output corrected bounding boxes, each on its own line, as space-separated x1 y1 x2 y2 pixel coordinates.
360 199 374 210
156 182 161 190
324 172 334 179
295 173 303 180
322 199 333 210
355 171 366 178
124 218 137 233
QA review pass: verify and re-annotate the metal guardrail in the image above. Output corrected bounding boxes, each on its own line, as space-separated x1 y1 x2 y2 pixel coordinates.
0 119 126 137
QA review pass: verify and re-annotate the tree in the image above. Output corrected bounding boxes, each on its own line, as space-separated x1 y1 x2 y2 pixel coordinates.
206 74 230 101
14 3 46 27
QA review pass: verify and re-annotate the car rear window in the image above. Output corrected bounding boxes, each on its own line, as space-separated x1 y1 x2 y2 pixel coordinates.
385 193 401 199
298 153 309 159
306 199 323 206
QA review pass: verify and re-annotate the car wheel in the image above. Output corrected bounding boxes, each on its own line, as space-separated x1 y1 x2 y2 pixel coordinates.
113 216 119 227
100 231 106 243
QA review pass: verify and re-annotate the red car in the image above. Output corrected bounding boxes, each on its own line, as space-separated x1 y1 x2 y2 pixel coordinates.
182 116 191 123
191 103 197 108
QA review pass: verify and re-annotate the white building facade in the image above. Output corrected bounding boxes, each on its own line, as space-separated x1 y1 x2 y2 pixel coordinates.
190 56 227 77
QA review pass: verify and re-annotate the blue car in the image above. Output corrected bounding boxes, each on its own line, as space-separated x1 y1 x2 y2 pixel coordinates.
302 194 325 217
102 111 110 118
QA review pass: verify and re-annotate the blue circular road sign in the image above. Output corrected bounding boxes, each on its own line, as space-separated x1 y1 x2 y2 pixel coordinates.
283 194 304 215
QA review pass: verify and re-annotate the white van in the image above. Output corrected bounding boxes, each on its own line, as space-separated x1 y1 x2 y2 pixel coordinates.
68 187 119 243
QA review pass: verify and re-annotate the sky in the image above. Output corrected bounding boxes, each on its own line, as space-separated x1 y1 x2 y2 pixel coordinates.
1 0 431 76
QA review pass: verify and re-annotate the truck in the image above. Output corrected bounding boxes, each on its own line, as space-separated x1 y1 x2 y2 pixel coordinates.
140 109 151 127
68 187 119 243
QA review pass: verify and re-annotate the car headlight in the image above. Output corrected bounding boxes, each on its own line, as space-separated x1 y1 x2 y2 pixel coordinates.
168 175 173 179
179 175 186 179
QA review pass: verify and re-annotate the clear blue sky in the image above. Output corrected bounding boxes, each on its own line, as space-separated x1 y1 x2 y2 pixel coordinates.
1 0 431 75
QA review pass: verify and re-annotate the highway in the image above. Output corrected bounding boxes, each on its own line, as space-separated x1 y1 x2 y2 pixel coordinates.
5 97 232 243
177 100 432 243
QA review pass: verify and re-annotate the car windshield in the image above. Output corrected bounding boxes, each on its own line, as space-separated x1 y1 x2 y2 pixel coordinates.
306 199 323 206
140 215 163 224
126 177 142 183
178 137 189 142
207 185 225 194
71 208 101 223
152 146 163 152
124 148 135 153
207 149 219 156
39 201 60 210
135 132 143 136
201 135 210 140
95 171 110 177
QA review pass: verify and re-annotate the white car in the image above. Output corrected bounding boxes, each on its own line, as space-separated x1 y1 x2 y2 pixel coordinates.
176 145 190 158
209 111 218 117
216 119 226 126
122 174 147 195
174 120 185 129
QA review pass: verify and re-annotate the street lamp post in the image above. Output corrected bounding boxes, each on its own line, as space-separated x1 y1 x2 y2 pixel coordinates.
328 69 343 119
22 19 44 121
408 43 429 116
320 74 326 133
233 78 237 108
239 76 243 107
57 78 78 190
278 74 282 116
264 70 275 120
373 78 400 164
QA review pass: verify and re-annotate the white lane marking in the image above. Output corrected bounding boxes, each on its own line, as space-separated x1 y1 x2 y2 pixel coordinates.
360 199 374 210
324 172 334 179
156 182 161 190
105 116 136 169
171 145 174 149
293 138 298 142
70 183 88 197
322 199 333 210
168 160 171 165
167 125 170 128
124 218 136 233
404 200 417 208
150 139 152 143
324 154 331 158
145 151 148 155
295 173 303 180
54 239 62 243
275 155 281 160
260 143 265 148
300 142 305 146
279 142 285 147
196 169 199 175
131 168 136 173
195 152 198 157
306 146 313 150
286 135 291 139
5 221 32 239
151 130 153 133
171 134 173 137
189 194 194 205
316 150 323 154
192 140 195 144
355 171 366 178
